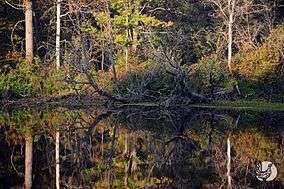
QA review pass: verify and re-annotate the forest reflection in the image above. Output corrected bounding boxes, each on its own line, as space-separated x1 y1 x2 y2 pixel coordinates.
0 107 283 188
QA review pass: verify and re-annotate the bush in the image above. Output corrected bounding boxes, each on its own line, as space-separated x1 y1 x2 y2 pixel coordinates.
113 62 175 100
233 24 284 99
0 60 71 98
0 61 41 97
234 24 284 82
191 58 235 95
233 45 282 83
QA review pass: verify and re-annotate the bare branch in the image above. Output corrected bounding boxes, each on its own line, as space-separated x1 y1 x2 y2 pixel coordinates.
5 0 23 10
11 20 24 50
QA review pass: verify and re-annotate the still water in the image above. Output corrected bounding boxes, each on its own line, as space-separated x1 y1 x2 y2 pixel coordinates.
0 106 283 188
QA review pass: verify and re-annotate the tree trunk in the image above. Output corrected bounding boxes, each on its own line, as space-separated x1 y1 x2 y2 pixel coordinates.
125 25 129 72
228 1 233 73
131 29 138 52
24 0 33 63
25 134 33 189
125 46 128 72
228 0 242 96
56 131 60 189
56 0 61 69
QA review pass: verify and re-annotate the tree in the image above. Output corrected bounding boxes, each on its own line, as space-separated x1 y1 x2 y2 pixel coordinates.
88 0 171 72
202 0 273 73
227 0 235 73
24 0 33 63
55 0 61 69
55 0 61 177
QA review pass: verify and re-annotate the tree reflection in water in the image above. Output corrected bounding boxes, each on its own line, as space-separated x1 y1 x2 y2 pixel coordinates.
24 133 33 189
0 107 283 188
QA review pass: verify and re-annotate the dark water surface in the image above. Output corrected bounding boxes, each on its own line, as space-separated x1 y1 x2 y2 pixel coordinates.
0 106 283 189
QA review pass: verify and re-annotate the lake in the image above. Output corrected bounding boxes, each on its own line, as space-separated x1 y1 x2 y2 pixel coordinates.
0 106 283 188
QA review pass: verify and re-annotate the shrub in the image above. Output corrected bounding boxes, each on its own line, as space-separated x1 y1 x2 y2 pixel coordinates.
113 62 175 99
0 61 41 97
0 60 71 98
192 58 235 95
233 24 284 83
233 24 284 99
233 46 282 83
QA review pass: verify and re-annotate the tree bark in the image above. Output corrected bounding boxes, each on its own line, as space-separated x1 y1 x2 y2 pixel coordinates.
24 0 33 63
228 17 232 73
56 0 61 69
227 0 235 73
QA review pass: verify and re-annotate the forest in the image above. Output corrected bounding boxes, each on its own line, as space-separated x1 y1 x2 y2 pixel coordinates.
0 0 284 189
0 0 283 107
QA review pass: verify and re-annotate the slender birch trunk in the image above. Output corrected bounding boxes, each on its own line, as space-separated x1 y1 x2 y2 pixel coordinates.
55 131 60 189
228 0 241 95
56 0 61 69
25 134 33 189
55 1 61 186
228 16 233 73
227 0 235 73
125 22 129 72
24 0 33 63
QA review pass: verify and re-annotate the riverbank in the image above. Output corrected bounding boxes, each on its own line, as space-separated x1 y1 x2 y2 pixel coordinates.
2 95 284 112
0 94 106 109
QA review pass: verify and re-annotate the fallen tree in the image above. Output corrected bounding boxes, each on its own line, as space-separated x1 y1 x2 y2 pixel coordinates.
78 34 211 105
